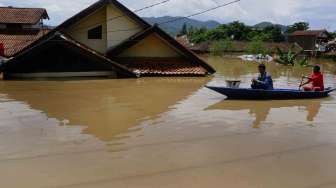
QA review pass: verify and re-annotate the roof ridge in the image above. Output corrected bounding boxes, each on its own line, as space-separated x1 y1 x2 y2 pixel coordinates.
0 6 46 10
107 25 216 74
56 0 150 31
3 31 138 78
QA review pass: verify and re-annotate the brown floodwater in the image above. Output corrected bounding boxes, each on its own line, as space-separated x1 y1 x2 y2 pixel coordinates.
0 57 336 188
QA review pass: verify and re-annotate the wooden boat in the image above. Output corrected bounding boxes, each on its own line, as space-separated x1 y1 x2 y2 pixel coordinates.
206 86 335 100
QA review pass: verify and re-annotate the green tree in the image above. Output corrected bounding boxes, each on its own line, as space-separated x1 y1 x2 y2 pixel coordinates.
226 21 252 41
326 31 336 39
286 22 309 33
263 26 285 42
210 38 234 56
252 33 272 42
188 27 208 43
179 23 188 36
205 24 229 41
247 38 269 55
275 46 307 66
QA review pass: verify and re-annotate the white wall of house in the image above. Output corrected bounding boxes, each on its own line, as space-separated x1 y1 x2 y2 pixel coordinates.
65 7 108 53
64 3 144 54
118 33 183 58
105 4 143 49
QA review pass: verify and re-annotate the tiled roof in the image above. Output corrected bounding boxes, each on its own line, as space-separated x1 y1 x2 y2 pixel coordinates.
120 59 207 76
0 29 49 57
3 31 138 78
290 30 327 37
176 35 190 48
0 7 49 24
108 26 216 75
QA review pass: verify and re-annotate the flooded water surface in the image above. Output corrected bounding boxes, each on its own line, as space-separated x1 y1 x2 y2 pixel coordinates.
1 57 336 188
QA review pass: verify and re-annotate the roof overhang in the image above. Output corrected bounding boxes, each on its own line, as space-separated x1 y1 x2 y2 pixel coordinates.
107 25 216 74
2 32 138 78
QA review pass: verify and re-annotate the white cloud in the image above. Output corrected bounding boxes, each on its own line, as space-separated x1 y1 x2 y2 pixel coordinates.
0 0 335 30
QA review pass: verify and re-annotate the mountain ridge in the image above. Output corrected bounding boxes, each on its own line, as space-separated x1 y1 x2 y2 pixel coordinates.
143 16 221 35
143 17 289 35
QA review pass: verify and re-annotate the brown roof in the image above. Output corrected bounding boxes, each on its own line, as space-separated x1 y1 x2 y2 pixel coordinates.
2 32 137 78
107 25 216 75
0 7 49 24
117 59 207 76
176 35 190 48
0 29 49 57
56 0 150 31
290 30 327 37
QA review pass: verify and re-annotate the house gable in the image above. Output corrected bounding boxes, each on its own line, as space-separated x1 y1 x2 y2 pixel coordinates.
107 26 216 76
57 0 149 54
64 7 108 53
106 4 144 48
117 32 183 58
1 32 137 78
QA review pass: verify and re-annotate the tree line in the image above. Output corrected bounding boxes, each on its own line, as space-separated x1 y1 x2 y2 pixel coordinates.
178 21 336 44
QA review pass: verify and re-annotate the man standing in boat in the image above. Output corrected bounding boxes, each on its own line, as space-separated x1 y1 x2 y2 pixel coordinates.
300 65 325 91
251 64 274 90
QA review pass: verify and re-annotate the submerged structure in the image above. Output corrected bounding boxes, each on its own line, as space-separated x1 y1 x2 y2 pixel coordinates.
0 0 215 79
288 30 329 53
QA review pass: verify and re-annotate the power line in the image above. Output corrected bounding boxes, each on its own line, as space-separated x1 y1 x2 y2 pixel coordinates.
2 0 241 48
1 0 173 49
106 0 240 33
158 0 240 25
133 0 170 14
71 0 171 33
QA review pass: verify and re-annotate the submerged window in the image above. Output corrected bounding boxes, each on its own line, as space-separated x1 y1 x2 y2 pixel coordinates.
88 25 102 39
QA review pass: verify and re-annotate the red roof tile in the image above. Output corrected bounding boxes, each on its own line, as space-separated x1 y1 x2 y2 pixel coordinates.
290 30 327 37
107 26 216 75
0 29 49 57
0 7 49 24
120 59 207 76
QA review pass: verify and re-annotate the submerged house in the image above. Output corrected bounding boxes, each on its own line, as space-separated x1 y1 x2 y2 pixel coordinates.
288 30 329 52
1 0 215 79
0 6 50 57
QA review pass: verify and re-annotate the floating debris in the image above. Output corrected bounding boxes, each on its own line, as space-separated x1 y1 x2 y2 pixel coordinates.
238 54 273 62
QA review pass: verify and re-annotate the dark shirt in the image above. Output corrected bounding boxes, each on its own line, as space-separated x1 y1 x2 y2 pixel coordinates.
252 72 274 90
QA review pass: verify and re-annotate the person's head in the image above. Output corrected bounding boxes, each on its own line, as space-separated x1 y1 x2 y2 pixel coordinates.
313 65 321 73
258 63 266 74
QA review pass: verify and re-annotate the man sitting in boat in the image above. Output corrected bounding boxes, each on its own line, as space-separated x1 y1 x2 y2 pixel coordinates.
300 65 324 91
251 64 274 90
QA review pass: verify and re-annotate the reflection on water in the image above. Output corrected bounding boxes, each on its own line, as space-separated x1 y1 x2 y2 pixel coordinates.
0 57 336 188
0 78 209 142
206 99 324 128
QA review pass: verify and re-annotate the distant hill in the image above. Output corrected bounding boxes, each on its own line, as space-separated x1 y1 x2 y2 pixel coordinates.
143 16 221 35
253 22 288 32
142 17 289 36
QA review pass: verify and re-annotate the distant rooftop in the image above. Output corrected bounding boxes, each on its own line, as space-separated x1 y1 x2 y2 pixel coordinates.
0 6 49 24
290 30 327 37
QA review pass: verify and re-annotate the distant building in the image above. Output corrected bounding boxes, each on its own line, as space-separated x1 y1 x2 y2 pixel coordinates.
287 30 329 52
1 0 215 79
0 6 50 57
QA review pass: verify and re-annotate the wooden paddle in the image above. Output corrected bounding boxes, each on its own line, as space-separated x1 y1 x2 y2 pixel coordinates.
299 76 305 90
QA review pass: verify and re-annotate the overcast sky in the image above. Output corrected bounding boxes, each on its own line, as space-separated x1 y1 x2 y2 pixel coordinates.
0 0 335 31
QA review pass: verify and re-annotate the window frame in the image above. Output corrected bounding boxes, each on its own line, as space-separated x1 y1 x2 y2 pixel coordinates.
87 25 103 40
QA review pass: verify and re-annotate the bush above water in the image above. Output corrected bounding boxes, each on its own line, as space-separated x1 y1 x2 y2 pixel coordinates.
210 39 234 56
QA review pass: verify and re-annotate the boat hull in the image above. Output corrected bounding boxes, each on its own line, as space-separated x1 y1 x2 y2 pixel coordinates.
206 86 335 100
